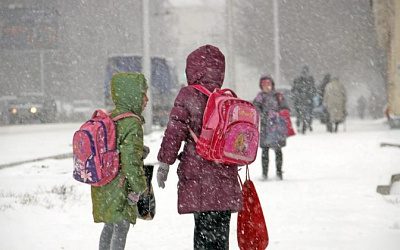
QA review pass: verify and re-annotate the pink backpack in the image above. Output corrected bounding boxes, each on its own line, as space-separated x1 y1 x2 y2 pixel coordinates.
72 109 140 186
189 85 259 165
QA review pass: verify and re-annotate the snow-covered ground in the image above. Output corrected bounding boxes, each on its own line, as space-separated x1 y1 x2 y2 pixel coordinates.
0 119 399 250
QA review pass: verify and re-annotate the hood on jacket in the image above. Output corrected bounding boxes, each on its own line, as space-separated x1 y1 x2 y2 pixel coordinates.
111 72 148 117
301 65 310 77
259 75 275 90
322 73 331 85
185 44 225 88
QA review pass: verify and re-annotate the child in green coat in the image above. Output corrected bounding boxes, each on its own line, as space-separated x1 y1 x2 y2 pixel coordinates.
91 72 149 250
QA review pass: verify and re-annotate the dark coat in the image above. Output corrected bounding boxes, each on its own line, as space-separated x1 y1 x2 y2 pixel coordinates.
157 45 242 214
254 88 289 149
291 69 316 116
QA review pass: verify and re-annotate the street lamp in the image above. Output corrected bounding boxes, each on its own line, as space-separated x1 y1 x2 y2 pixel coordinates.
273 0 281 86
142 0 152 134
226 0 236 91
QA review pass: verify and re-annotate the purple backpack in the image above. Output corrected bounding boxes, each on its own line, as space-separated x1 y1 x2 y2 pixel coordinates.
72 109 140 186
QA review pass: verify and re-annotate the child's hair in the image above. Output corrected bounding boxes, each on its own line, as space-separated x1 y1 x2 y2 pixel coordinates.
259 75 275 90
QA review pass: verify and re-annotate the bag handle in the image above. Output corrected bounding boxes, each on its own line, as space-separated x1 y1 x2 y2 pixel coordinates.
91 109 108 118
245 165 250 181
218 88 237 97
237 165 250 189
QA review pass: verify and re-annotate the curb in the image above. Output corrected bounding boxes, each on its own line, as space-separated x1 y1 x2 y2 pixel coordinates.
0 155 159 171
0 153 73 170
376 174 400 195
380 142 400 148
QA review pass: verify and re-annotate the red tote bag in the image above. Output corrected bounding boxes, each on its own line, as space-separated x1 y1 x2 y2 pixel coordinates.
237 167 269 250
279 109 295 136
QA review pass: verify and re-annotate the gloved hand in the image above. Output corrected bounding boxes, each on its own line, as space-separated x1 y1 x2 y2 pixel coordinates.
127 192 140 205
157 162 170 189
143 145 150 160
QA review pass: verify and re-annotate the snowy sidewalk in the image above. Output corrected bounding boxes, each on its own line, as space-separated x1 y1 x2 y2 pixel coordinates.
0 123 78 166
0 119 399 250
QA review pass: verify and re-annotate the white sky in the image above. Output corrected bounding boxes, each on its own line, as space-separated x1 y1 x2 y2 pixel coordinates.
169 0 224 8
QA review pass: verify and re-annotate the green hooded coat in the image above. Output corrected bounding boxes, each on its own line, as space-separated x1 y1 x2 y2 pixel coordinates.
91 72 148 224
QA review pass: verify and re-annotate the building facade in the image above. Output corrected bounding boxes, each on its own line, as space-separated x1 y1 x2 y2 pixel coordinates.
0 0 175 105
372 0 400 119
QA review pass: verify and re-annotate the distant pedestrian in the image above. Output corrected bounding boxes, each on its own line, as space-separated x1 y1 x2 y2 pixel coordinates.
156 44 242 249
323 77 347 132
318 73 331 124
253 75 290 180
91 72 149 250
319 73 331 101
368 93 381 119
357 95 367 119
291 66 316 134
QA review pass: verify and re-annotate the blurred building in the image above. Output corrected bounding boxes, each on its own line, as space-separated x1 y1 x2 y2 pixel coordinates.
233 0 387 112
0 0 175 106
168 0 226 84
1 0 392 119
372 0 400 121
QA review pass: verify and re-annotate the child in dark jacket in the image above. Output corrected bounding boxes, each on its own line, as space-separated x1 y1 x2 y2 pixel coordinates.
156 44 242 250
253 75 289 180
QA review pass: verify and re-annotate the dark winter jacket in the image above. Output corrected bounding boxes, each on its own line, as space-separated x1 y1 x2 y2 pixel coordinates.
157 45 242 214
291 67 316 114
91 72 148 224
254 76 289 148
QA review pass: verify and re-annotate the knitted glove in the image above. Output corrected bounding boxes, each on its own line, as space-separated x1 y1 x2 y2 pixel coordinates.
127 192 140 205
157 162 170 189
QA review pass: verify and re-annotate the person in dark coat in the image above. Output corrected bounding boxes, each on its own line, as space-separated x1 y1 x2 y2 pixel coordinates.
253 75 289 180
291 66 316 134
156 44 242 250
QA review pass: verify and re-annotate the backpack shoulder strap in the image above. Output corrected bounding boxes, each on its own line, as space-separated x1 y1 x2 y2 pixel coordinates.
188 85 211 143
192 85 237 97
192 84 211 96
113 112 142 124
188 127 199 143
